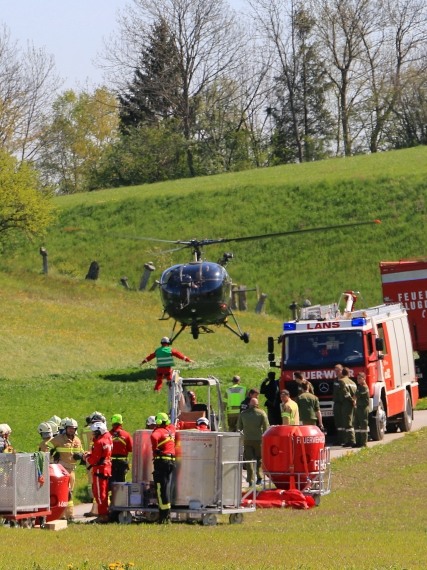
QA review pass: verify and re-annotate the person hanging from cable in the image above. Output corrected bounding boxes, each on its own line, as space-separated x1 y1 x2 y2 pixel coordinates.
140 337 194 392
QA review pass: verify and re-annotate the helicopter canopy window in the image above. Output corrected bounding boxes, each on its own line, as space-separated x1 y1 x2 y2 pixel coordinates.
283 331 364 368
161 262 228 294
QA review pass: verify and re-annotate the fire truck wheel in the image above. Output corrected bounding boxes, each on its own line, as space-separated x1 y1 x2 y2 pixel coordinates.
229 513 243 524
369 400 386 441
399 391 413 432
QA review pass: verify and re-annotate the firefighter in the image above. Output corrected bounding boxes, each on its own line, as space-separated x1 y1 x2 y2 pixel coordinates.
196 417 210 431
296 381 324 429
294 371 314 395
240 387 260 413
109 414 133 485
82 412 107 518
84 421 113 524
260 371 281 425
140 337 194 392
337 367 357 447
237 398 269 486
353 372 370 447
224 375 246 431
37 422 53 453
280 390 300 425
150 412 176 524
333 364 344 444
146 415 157 429
0 424 14 453
47 420 59 436
50 418 84 522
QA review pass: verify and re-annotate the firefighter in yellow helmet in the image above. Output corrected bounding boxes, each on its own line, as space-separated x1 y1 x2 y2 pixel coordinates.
50 418 83 522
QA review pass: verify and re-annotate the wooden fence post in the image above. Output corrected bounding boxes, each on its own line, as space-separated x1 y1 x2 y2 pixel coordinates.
85 261 99 280
39 247 48 274
255 293 268 314
139 261 156 291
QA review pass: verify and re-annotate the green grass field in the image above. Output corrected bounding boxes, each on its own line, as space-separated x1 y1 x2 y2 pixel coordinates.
1 429 426 570
0 146 426 569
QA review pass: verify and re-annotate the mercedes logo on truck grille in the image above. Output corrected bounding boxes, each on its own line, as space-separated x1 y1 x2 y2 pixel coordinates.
319 382 330 393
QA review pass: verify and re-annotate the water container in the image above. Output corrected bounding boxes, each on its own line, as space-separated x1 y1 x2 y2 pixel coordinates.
47 463 70 522
262 425 325 490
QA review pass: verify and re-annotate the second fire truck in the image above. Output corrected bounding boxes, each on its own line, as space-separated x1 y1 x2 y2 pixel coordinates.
268 292 419 440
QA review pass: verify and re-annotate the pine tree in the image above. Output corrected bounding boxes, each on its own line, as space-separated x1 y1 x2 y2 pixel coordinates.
271 7 333 164
118 17 181 131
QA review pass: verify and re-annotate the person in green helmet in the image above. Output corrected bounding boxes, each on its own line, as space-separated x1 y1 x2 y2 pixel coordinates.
109 413 133 486
150 412 176 524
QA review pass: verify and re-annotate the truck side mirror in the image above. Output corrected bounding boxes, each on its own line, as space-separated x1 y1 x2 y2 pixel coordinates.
267 336 275 353
375 338 384 351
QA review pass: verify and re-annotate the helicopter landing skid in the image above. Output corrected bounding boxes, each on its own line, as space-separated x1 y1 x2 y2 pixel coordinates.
224 311 250 343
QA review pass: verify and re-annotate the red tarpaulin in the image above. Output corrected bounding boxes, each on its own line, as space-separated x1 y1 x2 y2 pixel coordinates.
242 488 316 509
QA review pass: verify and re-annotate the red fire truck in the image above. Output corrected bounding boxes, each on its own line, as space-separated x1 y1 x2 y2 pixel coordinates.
267 292 419 440
380 260 427 396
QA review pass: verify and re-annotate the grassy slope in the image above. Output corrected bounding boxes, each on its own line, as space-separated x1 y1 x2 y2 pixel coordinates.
0 429 426 569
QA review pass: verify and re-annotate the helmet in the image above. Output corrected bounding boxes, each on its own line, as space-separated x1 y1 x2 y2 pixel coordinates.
59 417 71 431
111 414 123 425
146 415 156 428
155 412 170 425
91 421 107 435
64 418 78 429
47 420 59 436
196 417 209 426
90 411 106 424
160 336 170 344
38 422 53 438
49 415 61 427
0 424 11 435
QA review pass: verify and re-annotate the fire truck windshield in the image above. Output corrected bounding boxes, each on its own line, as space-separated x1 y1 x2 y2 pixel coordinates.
283 330 364 368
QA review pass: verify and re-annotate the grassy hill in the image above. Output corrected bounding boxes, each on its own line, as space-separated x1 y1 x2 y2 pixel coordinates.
4 146 427 316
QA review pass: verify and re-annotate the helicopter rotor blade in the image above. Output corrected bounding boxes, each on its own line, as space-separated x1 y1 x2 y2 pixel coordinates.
199 219 381 246
109 234 182 245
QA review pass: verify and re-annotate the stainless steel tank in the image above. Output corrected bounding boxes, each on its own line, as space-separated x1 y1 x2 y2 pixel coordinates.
173 431 241 508
132 430 153 484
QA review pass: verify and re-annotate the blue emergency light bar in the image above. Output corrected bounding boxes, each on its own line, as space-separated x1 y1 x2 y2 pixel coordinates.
283 322 296 331
351 317 367 326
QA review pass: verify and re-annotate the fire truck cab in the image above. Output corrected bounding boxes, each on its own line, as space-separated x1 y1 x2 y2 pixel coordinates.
268 294 419 440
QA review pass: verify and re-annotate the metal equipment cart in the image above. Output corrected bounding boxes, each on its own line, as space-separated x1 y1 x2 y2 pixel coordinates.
111 431 257 525
0 452 51 527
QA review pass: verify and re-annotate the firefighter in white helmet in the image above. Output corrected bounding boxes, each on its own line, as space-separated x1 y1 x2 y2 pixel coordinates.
84 421 113 524
37 422 54 453
140 337 194 392
0 424 14 453
196 417 210 431
50 418 83 522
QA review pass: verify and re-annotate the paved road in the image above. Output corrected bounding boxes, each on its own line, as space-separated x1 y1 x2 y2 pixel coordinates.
328 408 427 460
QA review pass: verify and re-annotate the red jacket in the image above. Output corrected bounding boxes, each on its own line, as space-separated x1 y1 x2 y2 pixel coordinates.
86 432 113 476
109 426 133 458
151 425 176 458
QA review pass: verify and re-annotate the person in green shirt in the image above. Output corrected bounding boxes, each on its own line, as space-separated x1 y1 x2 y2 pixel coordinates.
297 381 324 429
237 398 269 486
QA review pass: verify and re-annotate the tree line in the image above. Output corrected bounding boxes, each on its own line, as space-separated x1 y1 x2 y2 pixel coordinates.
0 0 426 207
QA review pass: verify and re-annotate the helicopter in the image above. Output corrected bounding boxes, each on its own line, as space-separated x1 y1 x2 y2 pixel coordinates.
128 220 381 343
